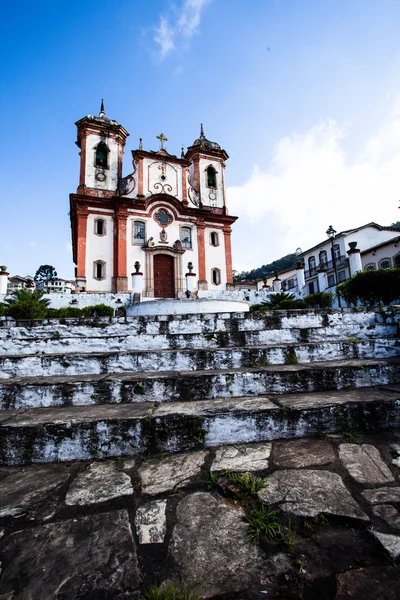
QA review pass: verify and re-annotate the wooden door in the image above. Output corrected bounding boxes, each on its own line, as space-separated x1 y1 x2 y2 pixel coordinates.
154 254 175 298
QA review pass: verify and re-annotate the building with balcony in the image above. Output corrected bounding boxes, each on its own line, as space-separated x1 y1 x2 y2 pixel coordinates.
300 222 400 295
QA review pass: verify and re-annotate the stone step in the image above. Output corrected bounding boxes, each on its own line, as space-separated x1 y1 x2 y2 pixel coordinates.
1 338 398 379
1 385 399 465
1 358 400 410
0 321 397 356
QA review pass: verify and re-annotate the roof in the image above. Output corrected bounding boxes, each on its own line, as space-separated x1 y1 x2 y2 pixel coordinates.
300 222 400 257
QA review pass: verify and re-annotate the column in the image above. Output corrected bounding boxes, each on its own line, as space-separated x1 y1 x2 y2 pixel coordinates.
347 242 362 276
223 225 234 289
76 208 88 290
0 266 9 295
197 220 207 290
113 208 128 292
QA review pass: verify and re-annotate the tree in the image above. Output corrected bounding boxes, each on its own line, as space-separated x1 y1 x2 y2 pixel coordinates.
4 289 51 319
34 265 58 281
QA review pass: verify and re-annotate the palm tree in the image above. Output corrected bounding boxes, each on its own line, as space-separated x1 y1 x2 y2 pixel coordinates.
5 289 50 319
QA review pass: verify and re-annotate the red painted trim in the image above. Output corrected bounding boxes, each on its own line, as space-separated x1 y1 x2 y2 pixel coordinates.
197 221 206 281
114 210 128 279
76 210 88 277
79 135 86 187
223 226 233 284
138 158 144 196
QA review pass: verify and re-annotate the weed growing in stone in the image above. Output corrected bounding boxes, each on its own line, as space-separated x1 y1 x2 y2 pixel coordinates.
228 471 265 497
204 471 219 489
341 429 359 443
133 384 145 395
140 580 203 600
285 347 299 365
244 504 282 541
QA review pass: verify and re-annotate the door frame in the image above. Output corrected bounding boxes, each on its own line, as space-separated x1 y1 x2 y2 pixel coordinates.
142 246 186 298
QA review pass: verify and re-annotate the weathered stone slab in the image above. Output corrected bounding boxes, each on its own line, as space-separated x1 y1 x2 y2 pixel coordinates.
336 566 400 600
65 461 133 506
339 444 395 484
259 470 368 520
135 499 167 544
210 443 271 472
139 450 208 495
0 510 140 597
169 492 270 598
362 487 400 504
373 531 400 559
0 464 70 518
372 505 400 529
272 438 335 468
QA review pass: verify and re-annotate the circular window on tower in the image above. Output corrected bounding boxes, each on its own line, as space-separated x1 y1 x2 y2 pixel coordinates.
154 208 173 227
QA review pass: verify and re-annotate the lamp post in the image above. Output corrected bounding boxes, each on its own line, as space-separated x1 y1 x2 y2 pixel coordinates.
326 225 341 308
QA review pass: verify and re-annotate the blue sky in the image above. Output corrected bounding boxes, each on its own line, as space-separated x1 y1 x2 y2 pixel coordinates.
1 0 400 277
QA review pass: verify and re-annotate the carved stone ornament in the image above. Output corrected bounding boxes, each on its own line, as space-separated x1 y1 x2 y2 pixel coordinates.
95 169 106 182
160 229 168 243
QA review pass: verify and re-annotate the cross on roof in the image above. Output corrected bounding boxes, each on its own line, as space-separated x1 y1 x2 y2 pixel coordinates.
156 133 168 149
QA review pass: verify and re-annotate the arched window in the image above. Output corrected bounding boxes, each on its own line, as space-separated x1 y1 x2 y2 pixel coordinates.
333 244 341 261
308 256 316 275
379 258 392 269
94 261 106 280
181 227 192 249
206 166 217 188
211 268 221 286
364 263 376 271
133 221 145 245
319 250 327 264
94 219 106 236
210 231 219 247
95 142 109 168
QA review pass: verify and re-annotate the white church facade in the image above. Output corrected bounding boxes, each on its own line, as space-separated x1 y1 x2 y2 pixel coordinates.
69 103 237 296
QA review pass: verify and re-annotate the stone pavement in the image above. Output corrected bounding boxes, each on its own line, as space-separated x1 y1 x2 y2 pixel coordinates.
0 430 400 599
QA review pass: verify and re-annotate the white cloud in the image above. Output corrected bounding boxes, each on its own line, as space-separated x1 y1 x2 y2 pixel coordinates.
228 106 400 272
153 0 212 60
28 241 37 248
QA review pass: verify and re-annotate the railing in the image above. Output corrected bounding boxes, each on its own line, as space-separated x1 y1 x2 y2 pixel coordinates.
304 256 347 280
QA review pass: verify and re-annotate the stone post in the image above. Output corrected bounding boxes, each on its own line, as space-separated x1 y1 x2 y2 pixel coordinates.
272 273 281 292
131 261 144 303
0 266 9 295
347 242 362 276
26 280 36 293
296 262 305 290
185 262 197 296
317 265 327 292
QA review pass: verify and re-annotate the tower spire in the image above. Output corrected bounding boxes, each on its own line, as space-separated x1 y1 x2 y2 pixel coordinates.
99 99 105 115
200 123 205 137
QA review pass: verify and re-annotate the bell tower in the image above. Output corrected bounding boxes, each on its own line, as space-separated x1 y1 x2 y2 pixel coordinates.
75 100 129 196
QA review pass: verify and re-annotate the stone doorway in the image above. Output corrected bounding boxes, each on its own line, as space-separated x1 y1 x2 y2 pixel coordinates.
154 254 175 298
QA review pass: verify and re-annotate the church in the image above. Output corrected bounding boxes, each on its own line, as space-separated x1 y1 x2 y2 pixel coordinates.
69 103 238 297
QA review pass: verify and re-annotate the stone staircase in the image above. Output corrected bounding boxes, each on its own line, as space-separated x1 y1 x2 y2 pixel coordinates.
0 307 399 465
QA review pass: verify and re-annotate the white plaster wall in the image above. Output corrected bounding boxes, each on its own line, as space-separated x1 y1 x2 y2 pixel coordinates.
362 243 400 269
205 227 227 288
84 133 119 191
199 157 224 208
344 227 400 252
86 214 114 291
142 158 182 200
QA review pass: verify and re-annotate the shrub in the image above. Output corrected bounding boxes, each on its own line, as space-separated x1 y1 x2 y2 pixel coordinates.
337 268 400 306
81 303 114 317
4 289 50 320
0 302 6 317
47 307 83 318
250 293 305 311
304 292 333 308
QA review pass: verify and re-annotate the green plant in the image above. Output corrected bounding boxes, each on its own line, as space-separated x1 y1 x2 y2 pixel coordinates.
133 384 145 395
228 471 265 497
341 429 359 442
4 289 50 320
82 303 114 317
337 268 400 307
304 291 333 308
139 580 202 600
244 504 282 540
285 347 299 365
0 303 6 317
204 471 219 489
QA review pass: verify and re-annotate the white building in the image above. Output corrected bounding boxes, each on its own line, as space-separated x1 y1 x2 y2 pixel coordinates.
35 278 76 294
69 103 238 296
300 222 400 295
